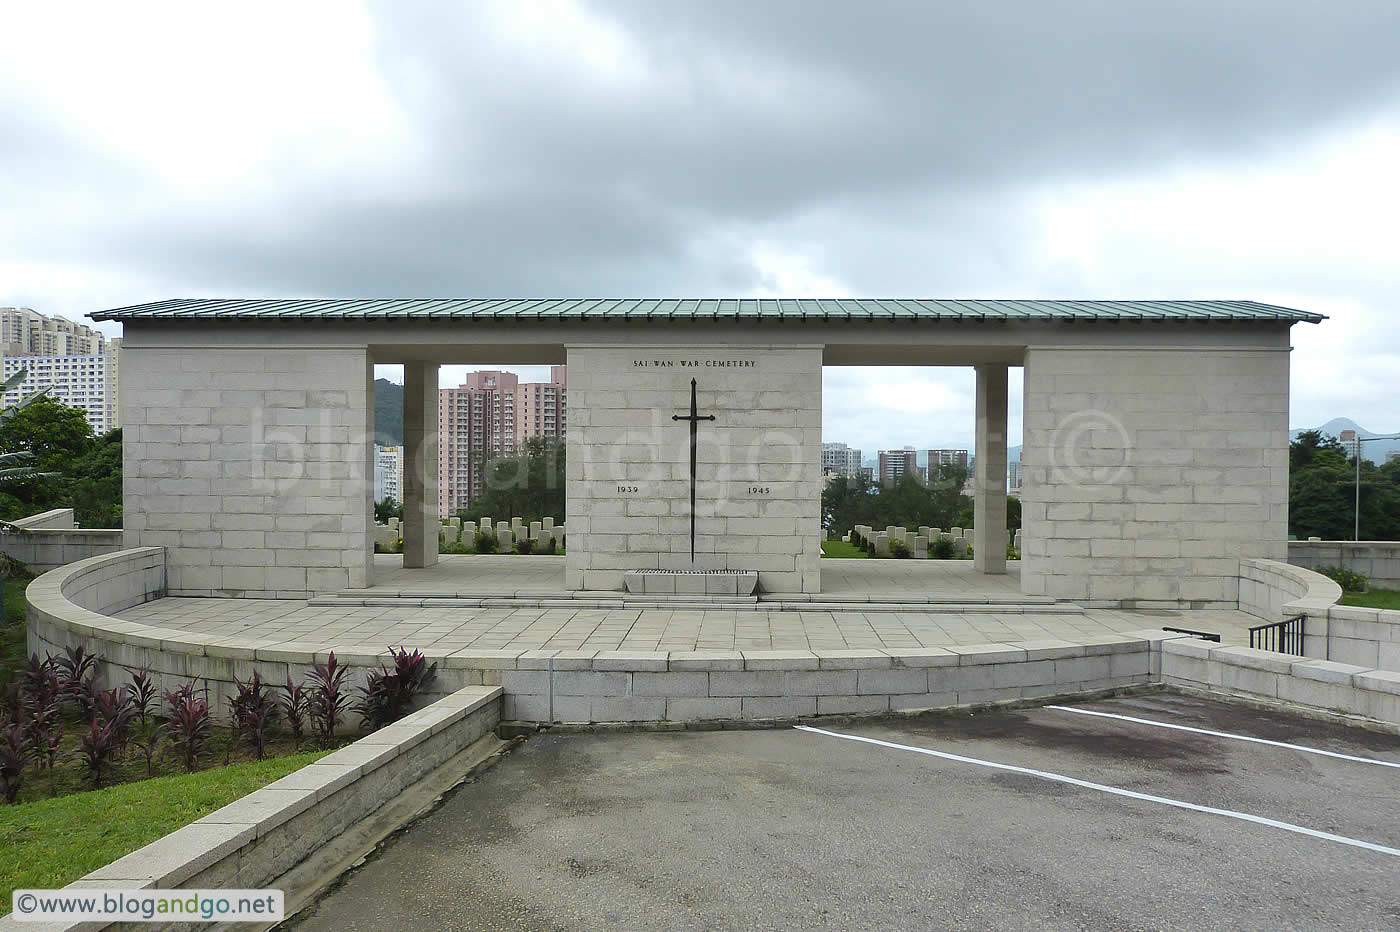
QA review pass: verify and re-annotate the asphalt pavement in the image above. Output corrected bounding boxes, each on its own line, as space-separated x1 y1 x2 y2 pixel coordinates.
288 693 1400 931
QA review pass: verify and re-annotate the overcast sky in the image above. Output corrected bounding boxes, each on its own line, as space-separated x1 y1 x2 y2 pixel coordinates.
4 1 1398 456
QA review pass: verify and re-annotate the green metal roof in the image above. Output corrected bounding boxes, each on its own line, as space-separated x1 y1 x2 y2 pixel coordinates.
91 297 1324 323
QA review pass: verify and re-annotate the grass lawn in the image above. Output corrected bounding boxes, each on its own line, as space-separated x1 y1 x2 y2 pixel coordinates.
1 749 330 911
820 540 868 559
1340 587 1400 610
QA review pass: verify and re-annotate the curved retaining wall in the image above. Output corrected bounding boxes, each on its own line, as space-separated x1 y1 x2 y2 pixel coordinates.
28 548 1164 724
28 549 1399 727
1238 558 1341 659
1238 558 1342 621
1236 558 1400 670
28 548 405 723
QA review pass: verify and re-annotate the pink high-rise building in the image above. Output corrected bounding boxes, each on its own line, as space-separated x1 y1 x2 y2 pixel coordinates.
438 366 567 517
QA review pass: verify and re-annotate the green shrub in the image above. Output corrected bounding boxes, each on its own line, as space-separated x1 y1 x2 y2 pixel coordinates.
515 538 535 555
1316 566 1368 593
891 541 911 559
544 537 557 554
473 530 499 554
931 537 955 559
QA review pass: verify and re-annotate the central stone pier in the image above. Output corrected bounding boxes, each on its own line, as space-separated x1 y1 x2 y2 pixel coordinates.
565 344 823 593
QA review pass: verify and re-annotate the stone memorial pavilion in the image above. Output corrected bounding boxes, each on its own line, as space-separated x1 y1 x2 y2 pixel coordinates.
98 298 1321 608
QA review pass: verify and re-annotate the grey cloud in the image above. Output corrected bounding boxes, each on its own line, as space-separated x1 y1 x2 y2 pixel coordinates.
5 0 1398 303
3 0 1399 438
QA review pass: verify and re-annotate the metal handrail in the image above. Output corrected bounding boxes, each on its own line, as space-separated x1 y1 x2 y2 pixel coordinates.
1249 613 1306 656
1162 627 1222 642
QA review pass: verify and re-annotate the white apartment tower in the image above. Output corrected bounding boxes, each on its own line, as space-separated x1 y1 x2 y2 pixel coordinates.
374 445 404 504
821 442 863 477
0 307 120 434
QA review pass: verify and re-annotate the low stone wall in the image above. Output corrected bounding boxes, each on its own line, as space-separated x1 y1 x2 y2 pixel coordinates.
1235 559 1400 671
1161 638 1400 727
1238 558 1342 622
493 636 1160 722
1289 540 1400 590
27 550 1400 730
10 508 76 530
1318 604 1400 671
1238 559 1341 658
0 686 503 932
27 548 478 722
1 508 124 572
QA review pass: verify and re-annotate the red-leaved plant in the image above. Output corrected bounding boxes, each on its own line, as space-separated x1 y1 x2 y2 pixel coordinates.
163 681 211 773
281 677 308 749
0 721 33 803
305 653 350 746
228 672 280 761
353 647 438 731
54 645 100 713
76 717 121 788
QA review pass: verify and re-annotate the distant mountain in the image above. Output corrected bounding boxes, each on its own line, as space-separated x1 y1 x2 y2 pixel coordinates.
374 379 403 447
1291 418 1400 464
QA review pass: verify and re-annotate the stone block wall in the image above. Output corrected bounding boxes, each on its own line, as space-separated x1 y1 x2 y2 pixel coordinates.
565 344 823 592
121 345 373 597
1020 347 1289 607
0 509 125 571
1288 540 1400 590
1161 639 1400 725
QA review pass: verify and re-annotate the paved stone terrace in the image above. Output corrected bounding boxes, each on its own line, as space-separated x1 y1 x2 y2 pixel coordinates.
118 556 1261 653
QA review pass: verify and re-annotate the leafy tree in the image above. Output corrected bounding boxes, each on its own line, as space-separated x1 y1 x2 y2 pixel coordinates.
0 372 61 499
1288 431 1400 540
460 437 565 524
821 465 978 537
1289 429 1344 471
0 395 93 523
68 428 122 528
374 497 403 524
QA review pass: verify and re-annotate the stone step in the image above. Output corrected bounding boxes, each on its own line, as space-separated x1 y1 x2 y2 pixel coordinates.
307 594 1079 613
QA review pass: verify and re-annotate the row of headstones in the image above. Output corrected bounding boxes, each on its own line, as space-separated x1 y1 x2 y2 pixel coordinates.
452 515 566 551
840 525 1023 558
373 516 565 550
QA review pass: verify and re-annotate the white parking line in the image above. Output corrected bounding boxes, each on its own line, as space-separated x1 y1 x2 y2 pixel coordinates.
794 725 1400 858
1044 705 1400 769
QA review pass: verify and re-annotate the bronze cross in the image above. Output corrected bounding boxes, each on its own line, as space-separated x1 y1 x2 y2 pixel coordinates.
672 378 716 563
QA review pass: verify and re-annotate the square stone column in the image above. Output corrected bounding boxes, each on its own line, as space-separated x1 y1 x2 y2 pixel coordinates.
974 363 1008 574
564 344 823 593
402 362 440 569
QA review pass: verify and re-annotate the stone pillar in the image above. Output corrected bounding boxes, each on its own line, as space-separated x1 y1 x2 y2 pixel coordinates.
402 362 440 569
974 363 1008 574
